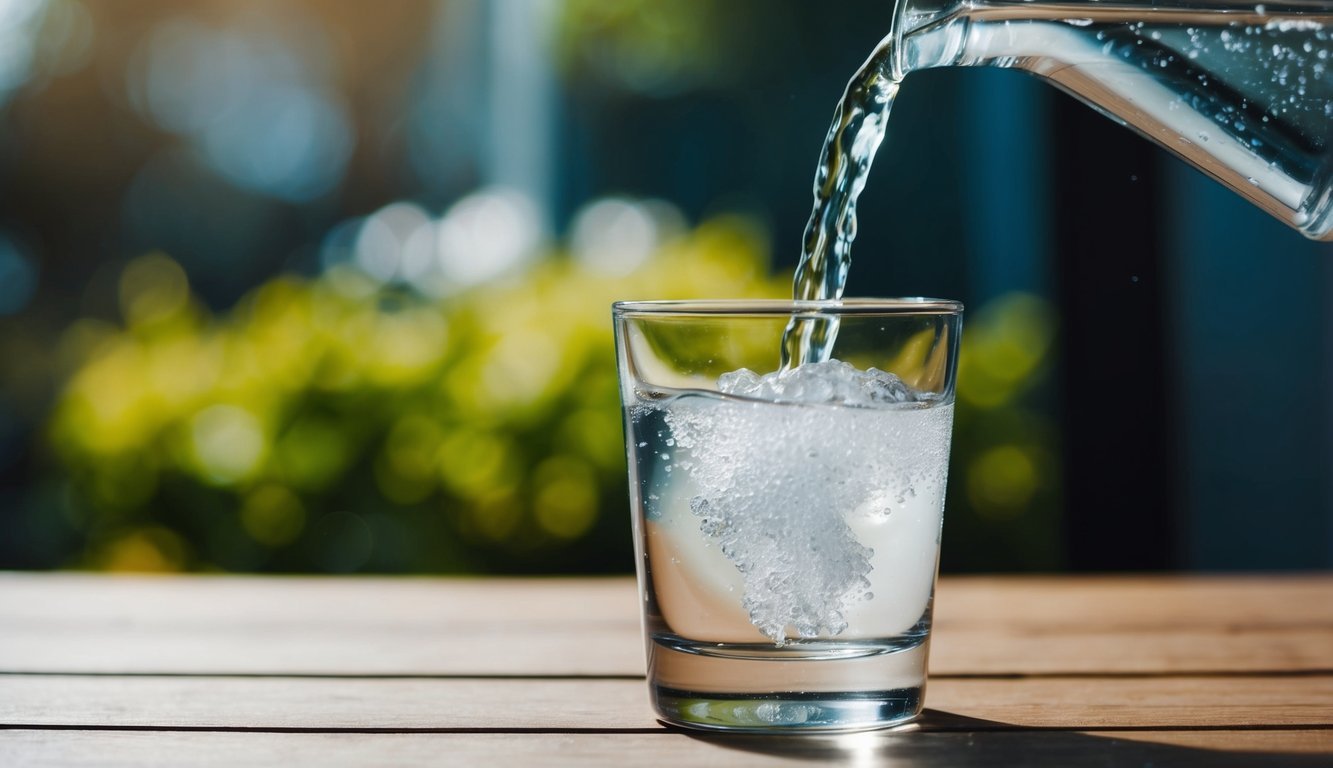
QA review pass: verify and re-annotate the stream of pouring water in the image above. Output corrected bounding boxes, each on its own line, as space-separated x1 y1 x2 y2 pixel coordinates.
780 38 900 370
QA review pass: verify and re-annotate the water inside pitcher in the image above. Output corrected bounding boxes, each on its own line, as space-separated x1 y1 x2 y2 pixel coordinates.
892 0 1333 239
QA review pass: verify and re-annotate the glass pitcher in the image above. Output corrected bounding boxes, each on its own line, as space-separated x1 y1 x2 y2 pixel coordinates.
890 0 1333 239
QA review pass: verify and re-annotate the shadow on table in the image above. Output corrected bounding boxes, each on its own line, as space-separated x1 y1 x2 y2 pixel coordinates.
678 711 1329 767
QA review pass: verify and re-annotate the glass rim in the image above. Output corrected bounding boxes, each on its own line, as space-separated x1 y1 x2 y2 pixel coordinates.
612 297 963 318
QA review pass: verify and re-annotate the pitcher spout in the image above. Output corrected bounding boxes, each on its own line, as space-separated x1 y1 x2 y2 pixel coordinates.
890 0 972 79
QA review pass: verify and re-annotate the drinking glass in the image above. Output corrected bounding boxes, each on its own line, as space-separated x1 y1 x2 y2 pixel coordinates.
613 299 962 732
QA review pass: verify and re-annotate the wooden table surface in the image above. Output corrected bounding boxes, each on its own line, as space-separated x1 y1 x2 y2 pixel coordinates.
1 573 1330 766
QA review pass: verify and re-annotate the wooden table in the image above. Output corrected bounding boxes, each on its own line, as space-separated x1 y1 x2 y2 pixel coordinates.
1 573 1330 766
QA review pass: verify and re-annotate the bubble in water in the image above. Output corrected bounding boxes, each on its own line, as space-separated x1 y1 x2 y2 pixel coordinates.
1267 18 1323 32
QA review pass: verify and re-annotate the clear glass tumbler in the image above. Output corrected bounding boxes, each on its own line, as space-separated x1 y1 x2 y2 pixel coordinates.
613 299 962 732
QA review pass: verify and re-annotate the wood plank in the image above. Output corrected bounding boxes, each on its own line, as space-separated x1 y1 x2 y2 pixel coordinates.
935 574 1333 629
0 622 645 677
0 574 638 625
5 620 1327 677
0 574 644 677
0 677 652 731
2 675 1329 731
1 729 1329 767
2 574 1330 676
932 573 1333 675
6 573 1327 628
930 628 1333 676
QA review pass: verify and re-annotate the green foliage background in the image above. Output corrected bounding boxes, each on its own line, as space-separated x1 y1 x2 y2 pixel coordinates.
45 214 1059 573
48 217 782 572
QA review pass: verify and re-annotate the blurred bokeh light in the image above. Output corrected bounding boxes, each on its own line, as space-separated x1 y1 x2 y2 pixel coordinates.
131 11 350 197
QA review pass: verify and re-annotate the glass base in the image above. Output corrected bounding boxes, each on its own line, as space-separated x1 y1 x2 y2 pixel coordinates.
652 686 923 733
646 632 930 733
